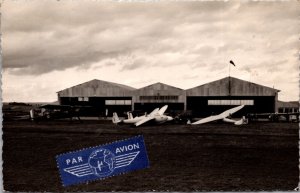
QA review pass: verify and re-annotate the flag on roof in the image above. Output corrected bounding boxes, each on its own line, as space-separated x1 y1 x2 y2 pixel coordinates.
230 60 235 66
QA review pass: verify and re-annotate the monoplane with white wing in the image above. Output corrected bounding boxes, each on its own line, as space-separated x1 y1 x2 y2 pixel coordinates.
190 105 247 125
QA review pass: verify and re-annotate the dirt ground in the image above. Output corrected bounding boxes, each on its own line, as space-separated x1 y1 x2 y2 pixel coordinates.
2 120 299 191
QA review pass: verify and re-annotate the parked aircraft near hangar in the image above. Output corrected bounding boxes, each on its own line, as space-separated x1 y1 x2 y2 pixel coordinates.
113 105 248 126
112 105 173 127
189 105 247 125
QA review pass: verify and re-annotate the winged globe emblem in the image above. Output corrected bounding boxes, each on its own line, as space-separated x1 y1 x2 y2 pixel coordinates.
64 149 140 177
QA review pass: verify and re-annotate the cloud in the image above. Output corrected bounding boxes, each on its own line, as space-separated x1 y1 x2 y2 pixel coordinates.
2 1 299 102
120 57 146 71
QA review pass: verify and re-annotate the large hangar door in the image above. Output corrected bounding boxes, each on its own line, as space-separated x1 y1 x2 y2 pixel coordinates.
87 97 132 116
187 96 275 117
134 103 184 114
186 97 210 117
104 98 132 117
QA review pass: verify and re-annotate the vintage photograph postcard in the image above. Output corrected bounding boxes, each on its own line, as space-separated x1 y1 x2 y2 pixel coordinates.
1 0 299 192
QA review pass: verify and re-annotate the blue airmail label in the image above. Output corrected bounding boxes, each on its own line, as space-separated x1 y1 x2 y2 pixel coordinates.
56 135 149 186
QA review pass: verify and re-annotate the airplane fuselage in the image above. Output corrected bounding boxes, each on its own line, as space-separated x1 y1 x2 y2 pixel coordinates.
154 115 173 123
123 116 146 124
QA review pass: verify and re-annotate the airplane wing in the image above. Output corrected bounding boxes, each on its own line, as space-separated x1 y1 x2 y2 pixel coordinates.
219 105 244 118
158 105 168 115
191 114 223 125
135 116 155 127
115 151 140 168
64 163 94 177
149 108 159 116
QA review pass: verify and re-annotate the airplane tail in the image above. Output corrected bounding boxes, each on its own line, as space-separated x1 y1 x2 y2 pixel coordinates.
127 112 130 119
187 119 191 125
29 109 35 121
112 112 121 124
128 112 134 120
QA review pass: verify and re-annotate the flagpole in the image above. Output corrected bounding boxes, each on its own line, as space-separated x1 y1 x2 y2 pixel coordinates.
228 62 231 77
228 60 235 96
229 60 235 77
228 62 231 96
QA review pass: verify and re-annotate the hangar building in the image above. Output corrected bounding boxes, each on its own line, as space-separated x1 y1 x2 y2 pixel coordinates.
276 101 299 113
57 76 280 117
57 79 135 116
186 77 279 117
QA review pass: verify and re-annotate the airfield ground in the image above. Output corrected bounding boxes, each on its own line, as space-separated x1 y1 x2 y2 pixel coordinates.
2 120 299 191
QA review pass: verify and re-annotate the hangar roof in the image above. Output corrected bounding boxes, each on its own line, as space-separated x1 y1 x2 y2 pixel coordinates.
57 79 136 97
186 76 280 96
277 101 299 108
133 82 184 96
57 77 281 98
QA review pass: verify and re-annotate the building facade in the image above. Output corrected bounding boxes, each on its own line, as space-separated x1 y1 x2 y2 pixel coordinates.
57 77 280 117
186 77 279 117
57 79 135 116
276 101 299 113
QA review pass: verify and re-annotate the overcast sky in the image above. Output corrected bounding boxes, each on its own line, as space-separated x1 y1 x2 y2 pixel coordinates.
2 1 299 102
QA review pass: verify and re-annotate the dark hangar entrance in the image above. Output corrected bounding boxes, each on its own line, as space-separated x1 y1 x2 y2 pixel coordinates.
59 97 132 116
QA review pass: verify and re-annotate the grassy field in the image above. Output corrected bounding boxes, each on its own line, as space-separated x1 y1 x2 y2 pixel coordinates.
2 120 299 191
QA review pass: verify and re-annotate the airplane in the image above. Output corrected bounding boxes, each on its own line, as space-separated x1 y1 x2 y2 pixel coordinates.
189 105 247 125
112 105 173 126
30 104 94 121
248 112 299 122
112 108 159 124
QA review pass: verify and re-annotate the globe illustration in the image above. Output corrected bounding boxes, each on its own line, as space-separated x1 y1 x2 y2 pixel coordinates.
88 149 115 177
